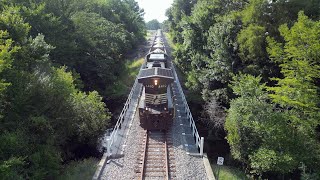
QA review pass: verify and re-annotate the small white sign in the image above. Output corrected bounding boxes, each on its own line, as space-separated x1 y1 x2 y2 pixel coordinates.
217 157 224 165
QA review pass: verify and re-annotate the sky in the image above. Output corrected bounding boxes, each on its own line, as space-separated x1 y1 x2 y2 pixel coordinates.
135 0 174 23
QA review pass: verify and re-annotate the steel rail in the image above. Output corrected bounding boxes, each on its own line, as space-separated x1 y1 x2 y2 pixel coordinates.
164 132 169 180
140 131 170 180
140 130 148 180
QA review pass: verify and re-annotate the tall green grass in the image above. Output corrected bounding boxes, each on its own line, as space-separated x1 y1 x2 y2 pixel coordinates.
107 57 144 99
164 32 176 50
212 164 248 180
126 57 144 78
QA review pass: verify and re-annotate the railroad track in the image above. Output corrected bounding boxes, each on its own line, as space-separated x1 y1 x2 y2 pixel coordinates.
135 130 176 179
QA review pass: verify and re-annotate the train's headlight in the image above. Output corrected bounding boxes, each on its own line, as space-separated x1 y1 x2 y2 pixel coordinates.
154 79 158 85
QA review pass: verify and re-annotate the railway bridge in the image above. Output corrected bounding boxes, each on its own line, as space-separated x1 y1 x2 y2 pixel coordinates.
92 32 214 180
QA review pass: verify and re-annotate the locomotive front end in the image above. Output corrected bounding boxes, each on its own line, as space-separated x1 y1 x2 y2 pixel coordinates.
138 68 174 130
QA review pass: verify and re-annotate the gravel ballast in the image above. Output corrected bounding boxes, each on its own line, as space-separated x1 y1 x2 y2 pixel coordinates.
99 82 208 180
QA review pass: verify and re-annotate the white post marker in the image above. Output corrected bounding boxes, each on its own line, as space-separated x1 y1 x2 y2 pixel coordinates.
217 157 224 165
200 137 204 156
216 157 224 180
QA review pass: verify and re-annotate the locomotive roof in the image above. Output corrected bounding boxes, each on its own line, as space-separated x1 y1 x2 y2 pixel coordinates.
138 67 174 84
149 54 165 60
146 49 168 61
155 40 163 44
146 61 165 68
149 54 166 60
151 48 166 54
153 44 164 48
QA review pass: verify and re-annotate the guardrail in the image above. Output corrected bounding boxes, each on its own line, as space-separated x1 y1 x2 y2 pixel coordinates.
105 77 139 156
93 66 143 180
93 32 158 180
171 63 204 156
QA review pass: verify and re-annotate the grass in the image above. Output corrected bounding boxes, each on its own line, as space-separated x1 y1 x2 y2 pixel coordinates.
102 55 144 100
146 30 155 39
107 57 144 99
164 32 176 50
58 158 98 180
211 164 248 180
126 57 144 78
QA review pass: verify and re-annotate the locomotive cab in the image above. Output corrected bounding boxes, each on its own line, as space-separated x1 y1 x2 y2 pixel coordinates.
138 68 174 130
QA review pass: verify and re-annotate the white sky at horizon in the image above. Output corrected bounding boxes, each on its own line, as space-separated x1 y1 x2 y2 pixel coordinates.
136 0 174 23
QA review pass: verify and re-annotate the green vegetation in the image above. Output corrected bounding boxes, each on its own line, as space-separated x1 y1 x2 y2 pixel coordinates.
146 19 161 30
112 57 144 99
0 0 145 179
212 165 248 180
126 58 144 78
58 158 98 180
146 31 153 39
166 0 320 178
164 32 176 50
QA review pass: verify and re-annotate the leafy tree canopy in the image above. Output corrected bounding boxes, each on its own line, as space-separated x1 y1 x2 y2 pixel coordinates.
146 19 161 30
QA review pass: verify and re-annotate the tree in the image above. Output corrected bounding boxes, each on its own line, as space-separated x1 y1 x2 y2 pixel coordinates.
226 13 320 176
225 74 320 176
165 0 197 43
201 97 226 129
167 0 320 178
0 4 111 179
267 11 320 113
0 31 18 103
267 12 320 175
70 11 129 94
146 19 161 30
161 20 170 32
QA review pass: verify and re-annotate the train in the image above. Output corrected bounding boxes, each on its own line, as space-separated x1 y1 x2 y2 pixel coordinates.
138 29 174 130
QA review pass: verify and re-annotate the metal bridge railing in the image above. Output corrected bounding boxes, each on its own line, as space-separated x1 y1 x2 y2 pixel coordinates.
106 81 135 155
171 63 204 156
106 66 143 156
93 63 144 180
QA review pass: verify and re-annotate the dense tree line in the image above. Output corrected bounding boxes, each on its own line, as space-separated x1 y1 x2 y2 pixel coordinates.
146 19 161 30
166 0 320 178
0 0 145 179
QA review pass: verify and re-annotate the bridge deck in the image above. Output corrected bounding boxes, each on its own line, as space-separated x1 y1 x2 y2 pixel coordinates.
97 78 208 180
94 33 209 180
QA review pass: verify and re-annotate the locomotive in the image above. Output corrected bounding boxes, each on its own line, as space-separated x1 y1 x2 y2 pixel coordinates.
138 30 174 130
